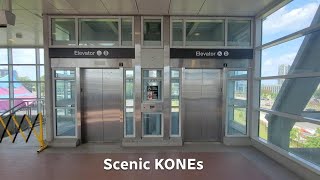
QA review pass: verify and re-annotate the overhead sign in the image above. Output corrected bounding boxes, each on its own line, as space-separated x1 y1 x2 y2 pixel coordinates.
49 48 135 58
170 48 253 59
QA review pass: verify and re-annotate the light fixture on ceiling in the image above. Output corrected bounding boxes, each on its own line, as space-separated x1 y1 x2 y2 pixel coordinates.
194 33 200 36
8 38 14 42
16 33 22 38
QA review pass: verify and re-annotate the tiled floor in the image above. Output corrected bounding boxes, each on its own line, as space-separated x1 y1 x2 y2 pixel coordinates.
0 143 302 180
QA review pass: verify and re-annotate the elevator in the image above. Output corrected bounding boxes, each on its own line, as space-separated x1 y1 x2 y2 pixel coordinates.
81 69 123 143
183 69 222 142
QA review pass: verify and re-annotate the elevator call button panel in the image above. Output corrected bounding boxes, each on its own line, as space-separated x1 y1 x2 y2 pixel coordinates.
142 103 163 112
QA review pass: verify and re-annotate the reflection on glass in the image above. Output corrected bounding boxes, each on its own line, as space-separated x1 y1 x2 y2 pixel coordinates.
56 108 75 136
186 20 224 46
260 78 320 119
0 49 8 64
143 19 161 46
79 19 119 46
55 70 75 78
12 49 36 64
122 18 132 46
228 20 251 46
262 0 320 43
143 113 162 136
125 108 134 136
259 111 320 166
55 80 75 107
51 18 76 46
172 21 183 46
40 66 44 81
171 81 180 97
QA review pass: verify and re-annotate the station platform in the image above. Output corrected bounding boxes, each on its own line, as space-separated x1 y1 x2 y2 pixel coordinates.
0 143 301 180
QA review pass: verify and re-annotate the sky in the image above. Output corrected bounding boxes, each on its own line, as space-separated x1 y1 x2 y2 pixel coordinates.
261 0 320 84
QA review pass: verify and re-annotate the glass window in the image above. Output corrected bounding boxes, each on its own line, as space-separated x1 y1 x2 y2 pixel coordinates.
0 66 8 81
79 19 119 46
172 20 183 46
228 71 248 78
143 113 162 136
227 80 248 135
228 20 251 46
228 108 247 135
55 80 75 107
125 70 134 78
171 70 180 78
125 108 134 136
186 20 224 46
39 82 45 98
0 99 9 113
0 49 8 64
56 108 75 136
13 66 37 81
55 70 75 78
40 66 45 81
260 77 320 119
51 18 76 46
259 111 320 167
0 83 9 99
13 82 37 98
12 49 36 64
122 18 133 46
143 70 162 78
261 31 320 77
171 107 179 135
125 79 134 106
39 49 44 64
262 0 320 44
143 19 162 46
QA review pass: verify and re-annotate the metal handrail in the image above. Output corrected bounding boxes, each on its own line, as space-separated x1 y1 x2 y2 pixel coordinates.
0 101 27 117
0 99 45 118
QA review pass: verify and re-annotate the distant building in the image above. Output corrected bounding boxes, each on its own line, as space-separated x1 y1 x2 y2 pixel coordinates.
261 84 282 94
278 64 291 85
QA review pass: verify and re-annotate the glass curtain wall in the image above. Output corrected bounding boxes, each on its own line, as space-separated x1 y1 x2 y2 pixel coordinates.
257 0 320 167
0 48 45 115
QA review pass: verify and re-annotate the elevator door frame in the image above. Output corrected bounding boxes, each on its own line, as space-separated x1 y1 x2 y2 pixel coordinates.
80 68 124 143
182 68 223 142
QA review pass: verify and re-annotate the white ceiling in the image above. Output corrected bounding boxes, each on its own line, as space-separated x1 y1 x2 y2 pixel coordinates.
0 0 278 47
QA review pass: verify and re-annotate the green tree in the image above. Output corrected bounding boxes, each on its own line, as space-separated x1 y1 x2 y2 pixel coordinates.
303 128 320 148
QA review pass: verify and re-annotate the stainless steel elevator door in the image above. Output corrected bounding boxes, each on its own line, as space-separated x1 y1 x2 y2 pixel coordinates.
183 69 222 142
81 69 122 143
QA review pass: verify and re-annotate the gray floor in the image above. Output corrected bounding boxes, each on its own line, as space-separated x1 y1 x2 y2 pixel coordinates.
0 142 302 180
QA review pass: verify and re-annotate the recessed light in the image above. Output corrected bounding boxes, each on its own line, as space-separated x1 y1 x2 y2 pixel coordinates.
194 33 200 36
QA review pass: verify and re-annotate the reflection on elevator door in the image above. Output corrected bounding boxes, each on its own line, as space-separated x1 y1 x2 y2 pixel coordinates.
183 69 222 142
81 69 122 143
